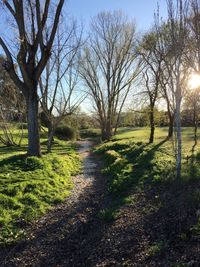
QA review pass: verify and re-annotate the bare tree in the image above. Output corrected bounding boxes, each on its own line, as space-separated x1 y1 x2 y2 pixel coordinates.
159 66 175 139
139 30 162 143
39 20 84 152
0 0 64 156
79 11 140 140
164 0 189 178
153 15 177 139
186 0 200 73
152 1 189 178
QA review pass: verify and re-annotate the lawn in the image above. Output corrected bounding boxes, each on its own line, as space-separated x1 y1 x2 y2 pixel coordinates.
114 127 199 156
0 128 81 245
95 126 200 241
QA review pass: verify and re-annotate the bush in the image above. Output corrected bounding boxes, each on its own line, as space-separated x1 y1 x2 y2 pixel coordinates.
80 128 100 139
54 125 77 140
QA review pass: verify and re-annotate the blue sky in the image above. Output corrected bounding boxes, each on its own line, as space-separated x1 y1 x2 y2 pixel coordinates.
66 0 168 31
64 0 168 112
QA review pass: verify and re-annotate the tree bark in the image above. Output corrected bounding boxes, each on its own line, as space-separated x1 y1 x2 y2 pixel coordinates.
192 104 198 152
26 89 41 157
101 130 111 141
101 128 107 141
101 125 112 141
47 124 54 153
175 99 182 180
168 114 174 139
149 106 155 143
193 122 198 147
105 120 113 140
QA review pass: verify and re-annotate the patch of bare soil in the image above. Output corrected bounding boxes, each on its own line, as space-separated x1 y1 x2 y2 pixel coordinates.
1 140 200 267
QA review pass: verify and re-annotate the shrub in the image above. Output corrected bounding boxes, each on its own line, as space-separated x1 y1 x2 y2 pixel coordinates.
80 128 100 139
54 125 77 140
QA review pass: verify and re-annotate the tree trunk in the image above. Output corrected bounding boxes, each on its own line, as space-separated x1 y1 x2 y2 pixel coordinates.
149 106 155 143
101 129 112 141
192 105 198 153
194 122 198 146
100 117 113 141
101 126 112 141
26 89 41 157
175 99 182 180
101 131 106 141
106 121 112 140
168 114 174 139
47 125 54 153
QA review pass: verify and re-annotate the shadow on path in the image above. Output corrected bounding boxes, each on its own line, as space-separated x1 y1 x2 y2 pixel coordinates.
0 140 113 267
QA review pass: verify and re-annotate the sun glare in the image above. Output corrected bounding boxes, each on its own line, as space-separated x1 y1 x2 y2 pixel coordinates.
188 73 200 89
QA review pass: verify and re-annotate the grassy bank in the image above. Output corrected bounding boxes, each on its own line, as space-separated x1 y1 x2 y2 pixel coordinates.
95 127 200 244
0 133 80 245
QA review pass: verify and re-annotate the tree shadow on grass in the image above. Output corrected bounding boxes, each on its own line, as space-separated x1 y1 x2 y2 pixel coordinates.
107 138 169 201
98 138 200 266
0 154 28 170
2 138 191 267
0 145 26 156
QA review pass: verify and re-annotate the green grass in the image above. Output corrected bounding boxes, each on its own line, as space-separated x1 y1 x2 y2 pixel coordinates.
114 127 199 156
0 130 81 245
94 127 200 226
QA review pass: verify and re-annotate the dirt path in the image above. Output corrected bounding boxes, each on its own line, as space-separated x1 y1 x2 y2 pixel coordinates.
0 140 110 267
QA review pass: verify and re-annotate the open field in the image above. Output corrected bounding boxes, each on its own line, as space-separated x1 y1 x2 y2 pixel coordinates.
115 127 200 155
81 126 200 155
0 129 80 245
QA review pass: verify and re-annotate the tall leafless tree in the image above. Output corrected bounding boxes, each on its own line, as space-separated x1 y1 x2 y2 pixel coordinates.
159 65 175 139
153 19 176 139
39 20 84 152
0 0 64 156
153 0 189 178
164 0 189 178
139 30 162 143
79 11 141 140
186 0 200 73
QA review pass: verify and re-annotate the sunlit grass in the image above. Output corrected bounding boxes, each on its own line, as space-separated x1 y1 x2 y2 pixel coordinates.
114 127 199 156
0 129 81 245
